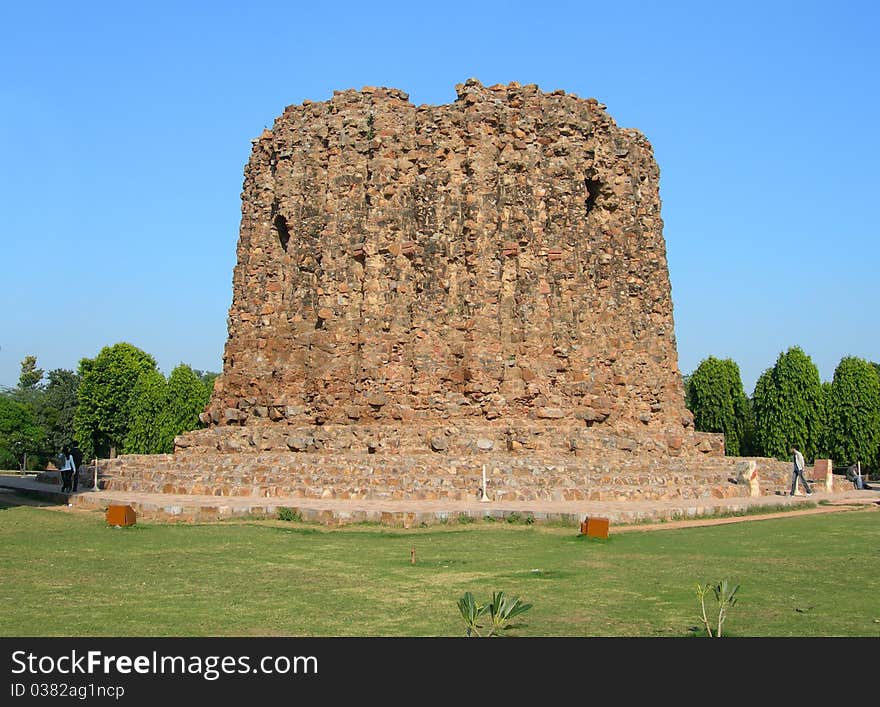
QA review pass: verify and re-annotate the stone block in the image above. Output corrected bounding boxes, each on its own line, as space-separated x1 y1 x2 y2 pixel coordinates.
106 505 137 527
430 436 448 452
735 460 760 497
812 458 834 491
579 516 609 538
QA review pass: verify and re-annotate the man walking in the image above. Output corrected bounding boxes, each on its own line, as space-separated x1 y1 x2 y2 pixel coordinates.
59 447 73 493
790 446 812 496
70 444 83 492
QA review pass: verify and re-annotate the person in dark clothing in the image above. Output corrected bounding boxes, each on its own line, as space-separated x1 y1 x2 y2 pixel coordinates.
59 447 73 493
846 463 873 490
70 445 83 492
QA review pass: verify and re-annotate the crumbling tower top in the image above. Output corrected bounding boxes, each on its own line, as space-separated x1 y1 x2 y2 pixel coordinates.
200 79 698 453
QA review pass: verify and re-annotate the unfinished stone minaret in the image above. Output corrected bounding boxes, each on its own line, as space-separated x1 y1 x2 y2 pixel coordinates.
193 79 711 457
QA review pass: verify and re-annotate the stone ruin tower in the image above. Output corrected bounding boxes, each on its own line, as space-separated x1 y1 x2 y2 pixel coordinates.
187 79 718 459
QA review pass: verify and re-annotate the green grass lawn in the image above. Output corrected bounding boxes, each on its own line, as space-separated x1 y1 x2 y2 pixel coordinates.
1 500 878 637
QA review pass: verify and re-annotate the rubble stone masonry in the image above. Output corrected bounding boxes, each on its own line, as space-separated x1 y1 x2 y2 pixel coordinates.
193 79 714 458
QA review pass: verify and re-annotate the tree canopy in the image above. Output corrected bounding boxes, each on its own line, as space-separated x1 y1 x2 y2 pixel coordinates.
32 368 80 455
686 356 753 456
126 364 213 454
3 349 215 466
74 343 158 459
162 364 212 450
17 355 44 390
751 346 826 461
0 395 45 470
825 356 880 470
124 369 169 455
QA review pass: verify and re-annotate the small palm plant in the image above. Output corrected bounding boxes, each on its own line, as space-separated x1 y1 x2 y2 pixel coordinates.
484 591 533 636
457 592 483 637
696 579 740 637
457 590 532 637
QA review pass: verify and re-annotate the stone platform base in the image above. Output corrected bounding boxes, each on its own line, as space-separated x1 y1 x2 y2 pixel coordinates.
174 420 725 458
98 440 798 509
64 483 872 528
4 470 866 528
85 424 848 527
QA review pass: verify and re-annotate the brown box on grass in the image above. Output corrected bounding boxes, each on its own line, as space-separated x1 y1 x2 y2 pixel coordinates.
106 504 137 527
579 516 609 538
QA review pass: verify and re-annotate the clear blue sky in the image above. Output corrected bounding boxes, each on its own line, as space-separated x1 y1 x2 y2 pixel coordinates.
2 0 877 395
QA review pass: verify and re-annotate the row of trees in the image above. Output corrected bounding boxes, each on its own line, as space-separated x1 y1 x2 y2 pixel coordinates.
0 344 217 470
686 346 880 470
5 341 875 471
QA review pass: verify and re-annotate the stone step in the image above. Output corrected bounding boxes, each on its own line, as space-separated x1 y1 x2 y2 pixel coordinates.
100 476 765 500
173 423 727 459
110 449 748 464
100 476 749 503
99 465 773 488
95 450 798 504
99 453 790 476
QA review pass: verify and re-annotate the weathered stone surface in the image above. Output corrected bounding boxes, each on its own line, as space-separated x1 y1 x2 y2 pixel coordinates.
286 436 315 452
98 450 803 511
198 79 695 451
813 458 834 492
735 460 760 497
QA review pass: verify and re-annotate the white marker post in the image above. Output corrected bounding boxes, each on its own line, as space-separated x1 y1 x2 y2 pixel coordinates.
480 465 491 502
92 458 99 492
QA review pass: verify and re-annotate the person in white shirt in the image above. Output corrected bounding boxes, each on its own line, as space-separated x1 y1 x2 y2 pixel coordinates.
789 446 812 496
59 447 74 493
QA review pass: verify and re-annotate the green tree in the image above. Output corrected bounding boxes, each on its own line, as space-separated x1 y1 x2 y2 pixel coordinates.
0 395 45 470
126 364 211 455
124 369 169 454
825 356 880 471
686 357 754 456
17 355 44 390
194 369 220 398
6 356 56 468
8 355 45 413
74 343 158 459
32 369 80 455
160 364 212 451
752 346 826 461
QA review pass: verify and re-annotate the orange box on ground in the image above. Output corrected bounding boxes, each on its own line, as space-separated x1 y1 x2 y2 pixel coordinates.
579 516 609 538
106 504 137 527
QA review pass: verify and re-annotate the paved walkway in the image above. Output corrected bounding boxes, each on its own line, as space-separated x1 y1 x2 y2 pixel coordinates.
2 473 877 527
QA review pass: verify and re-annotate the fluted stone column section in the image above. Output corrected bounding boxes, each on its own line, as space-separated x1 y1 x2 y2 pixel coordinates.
206 79 693 445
